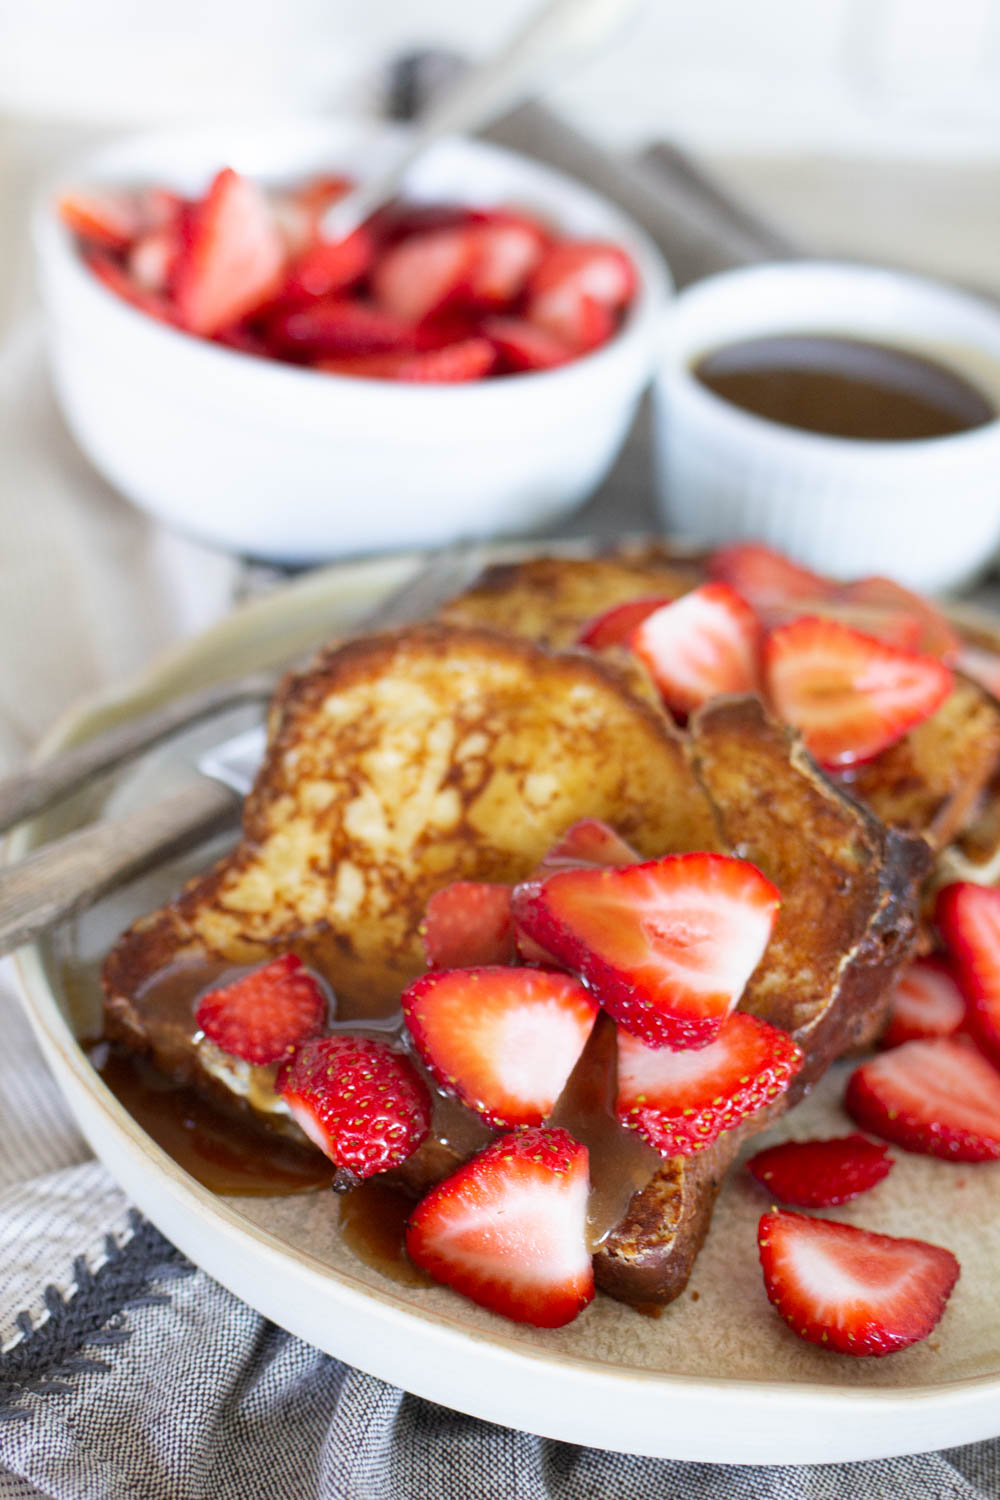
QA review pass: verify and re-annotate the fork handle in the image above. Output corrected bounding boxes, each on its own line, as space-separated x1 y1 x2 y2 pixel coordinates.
0 672 275 837
0 778 239 957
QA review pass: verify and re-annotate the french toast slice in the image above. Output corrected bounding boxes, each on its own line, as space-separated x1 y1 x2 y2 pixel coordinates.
436 550 705 648
102 624 720 1119
592 697 928 1308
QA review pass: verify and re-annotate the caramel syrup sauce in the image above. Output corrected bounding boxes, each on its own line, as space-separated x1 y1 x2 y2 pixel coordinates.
693 334 995 441
87 957 664 1285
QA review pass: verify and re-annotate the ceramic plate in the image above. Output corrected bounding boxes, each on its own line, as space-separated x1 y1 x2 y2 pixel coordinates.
11 547 1000 1465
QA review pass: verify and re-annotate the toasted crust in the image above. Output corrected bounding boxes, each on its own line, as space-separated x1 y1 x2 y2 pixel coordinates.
592 698 928 1308
436 551 705 648
103 624 718 1090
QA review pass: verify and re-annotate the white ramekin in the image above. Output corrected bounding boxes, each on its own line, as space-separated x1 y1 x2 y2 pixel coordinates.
653 261 1000 593
35 119 670 564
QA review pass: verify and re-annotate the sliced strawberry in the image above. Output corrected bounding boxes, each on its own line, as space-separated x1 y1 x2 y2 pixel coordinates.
195 954 327 1065
58 187 141 250
405 1126 594 1327
279 227 374 304
957 644 1000 700
85 251 174 323
371 226 479 323
845 1036 1000 1161
267 299 419 359
765 616 953 769
746 1133 892 1206
538 818 641 873
707 543 833 614
174 167 287 337
318 338 495 383
839 576 959 662
128 229 180 293
527 241 636 336
882 956 966 1049
466 215 548 306
139 186 187 233
576 596 673 650
629 582 761 717
766 599 924 653
758 1210 959 1357
277 1034 431 1179
616 1013 802 1156
936 881 1000 1066
512 852 780 1049
482 317 577 373
527 291 615 353
402 967 598 1127
422 882 516 969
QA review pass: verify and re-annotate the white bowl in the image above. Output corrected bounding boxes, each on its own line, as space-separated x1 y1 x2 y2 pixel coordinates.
35 119 670 564
652 261 1000 594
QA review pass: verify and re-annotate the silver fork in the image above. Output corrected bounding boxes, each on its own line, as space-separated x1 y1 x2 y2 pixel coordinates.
0 545 478 957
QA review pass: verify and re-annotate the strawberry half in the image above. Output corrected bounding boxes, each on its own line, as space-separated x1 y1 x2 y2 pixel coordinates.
845 1036 1000 1161
511 852 780 1049
422 882 516 969
758 1210 959 1357
616 1012 802 1155
881 956 966 1050
629 582 761 716
318 338 495 383
174 167 286 337
277 1034 431 1178
402 967 598 1128
194 953 327 1065
746 1133 892 1207
405 1126 593 1327
937 881 1000 1066
576 596 673 651
765 615 953 768
707 543 832 614
371 225 478 323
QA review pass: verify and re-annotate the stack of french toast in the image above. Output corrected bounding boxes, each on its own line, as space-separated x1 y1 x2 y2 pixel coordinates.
101 541 1000 1349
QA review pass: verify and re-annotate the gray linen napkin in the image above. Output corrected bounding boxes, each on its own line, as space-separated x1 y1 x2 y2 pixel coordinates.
4 60 1000 1499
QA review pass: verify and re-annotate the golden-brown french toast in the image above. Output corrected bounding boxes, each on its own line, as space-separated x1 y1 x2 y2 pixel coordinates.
592 697 928 1307
103 624 719 1108
436 550 704 647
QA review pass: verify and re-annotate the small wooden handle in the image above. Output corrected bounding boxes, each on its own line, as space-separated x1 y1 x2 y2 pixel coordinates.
0 778 239 957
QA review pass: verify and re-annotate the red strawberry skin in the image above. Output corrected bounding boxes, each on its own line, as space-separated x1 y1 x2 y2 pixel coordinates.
537 818 641 873
194 954 327 1065
881 955 966 1050
617 1013 802 1155
746 1134 892 1207
318 338 495 383
277 1035 431 1178
936 881 1000 1066
405 1126 594 1327
629 581 761 716
576 596 673 651
422 882 516 969
402 967 598 1127
845 1036 1000 1161
511 852 780 1049
758 1210 959 1357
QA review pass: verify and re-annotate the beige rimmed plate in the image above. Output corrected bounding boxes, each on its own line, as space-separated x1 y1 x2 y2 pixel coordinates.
10 546 1000 1465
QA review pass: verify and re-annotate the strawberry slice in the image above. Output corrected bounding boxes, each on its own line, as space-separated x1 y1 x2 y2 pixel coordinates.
881 955 966 1050
707 543 833 613
838 576 959 662
280 227 374 304
195 954 327 1065
576 596 673 650
936 881 1000 1065
128 229 180 294
317 338 495 383
402 967 598 1127
58 188 141 250
277 1034 431 1179
266 299 419 358
405 1126 594 1327
758 1210 959 1357
746 1133 892 1206
957 644 1000 700
845 1036 1000 1161
527 291 615 353
422 882 516 969
616 1013 802 1155
466 215 548 306
511 852 780 1049
371 226 479 323
482 317 577 373
85 252 174 323
174 167 287 337
629 582 761 716
538 818 641 872
527 241 636 348
765 616 953 768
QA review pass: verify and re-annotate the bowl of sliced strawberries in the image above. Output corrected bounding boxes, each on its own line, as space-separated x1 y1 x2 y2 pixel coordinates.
35 119 667 562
